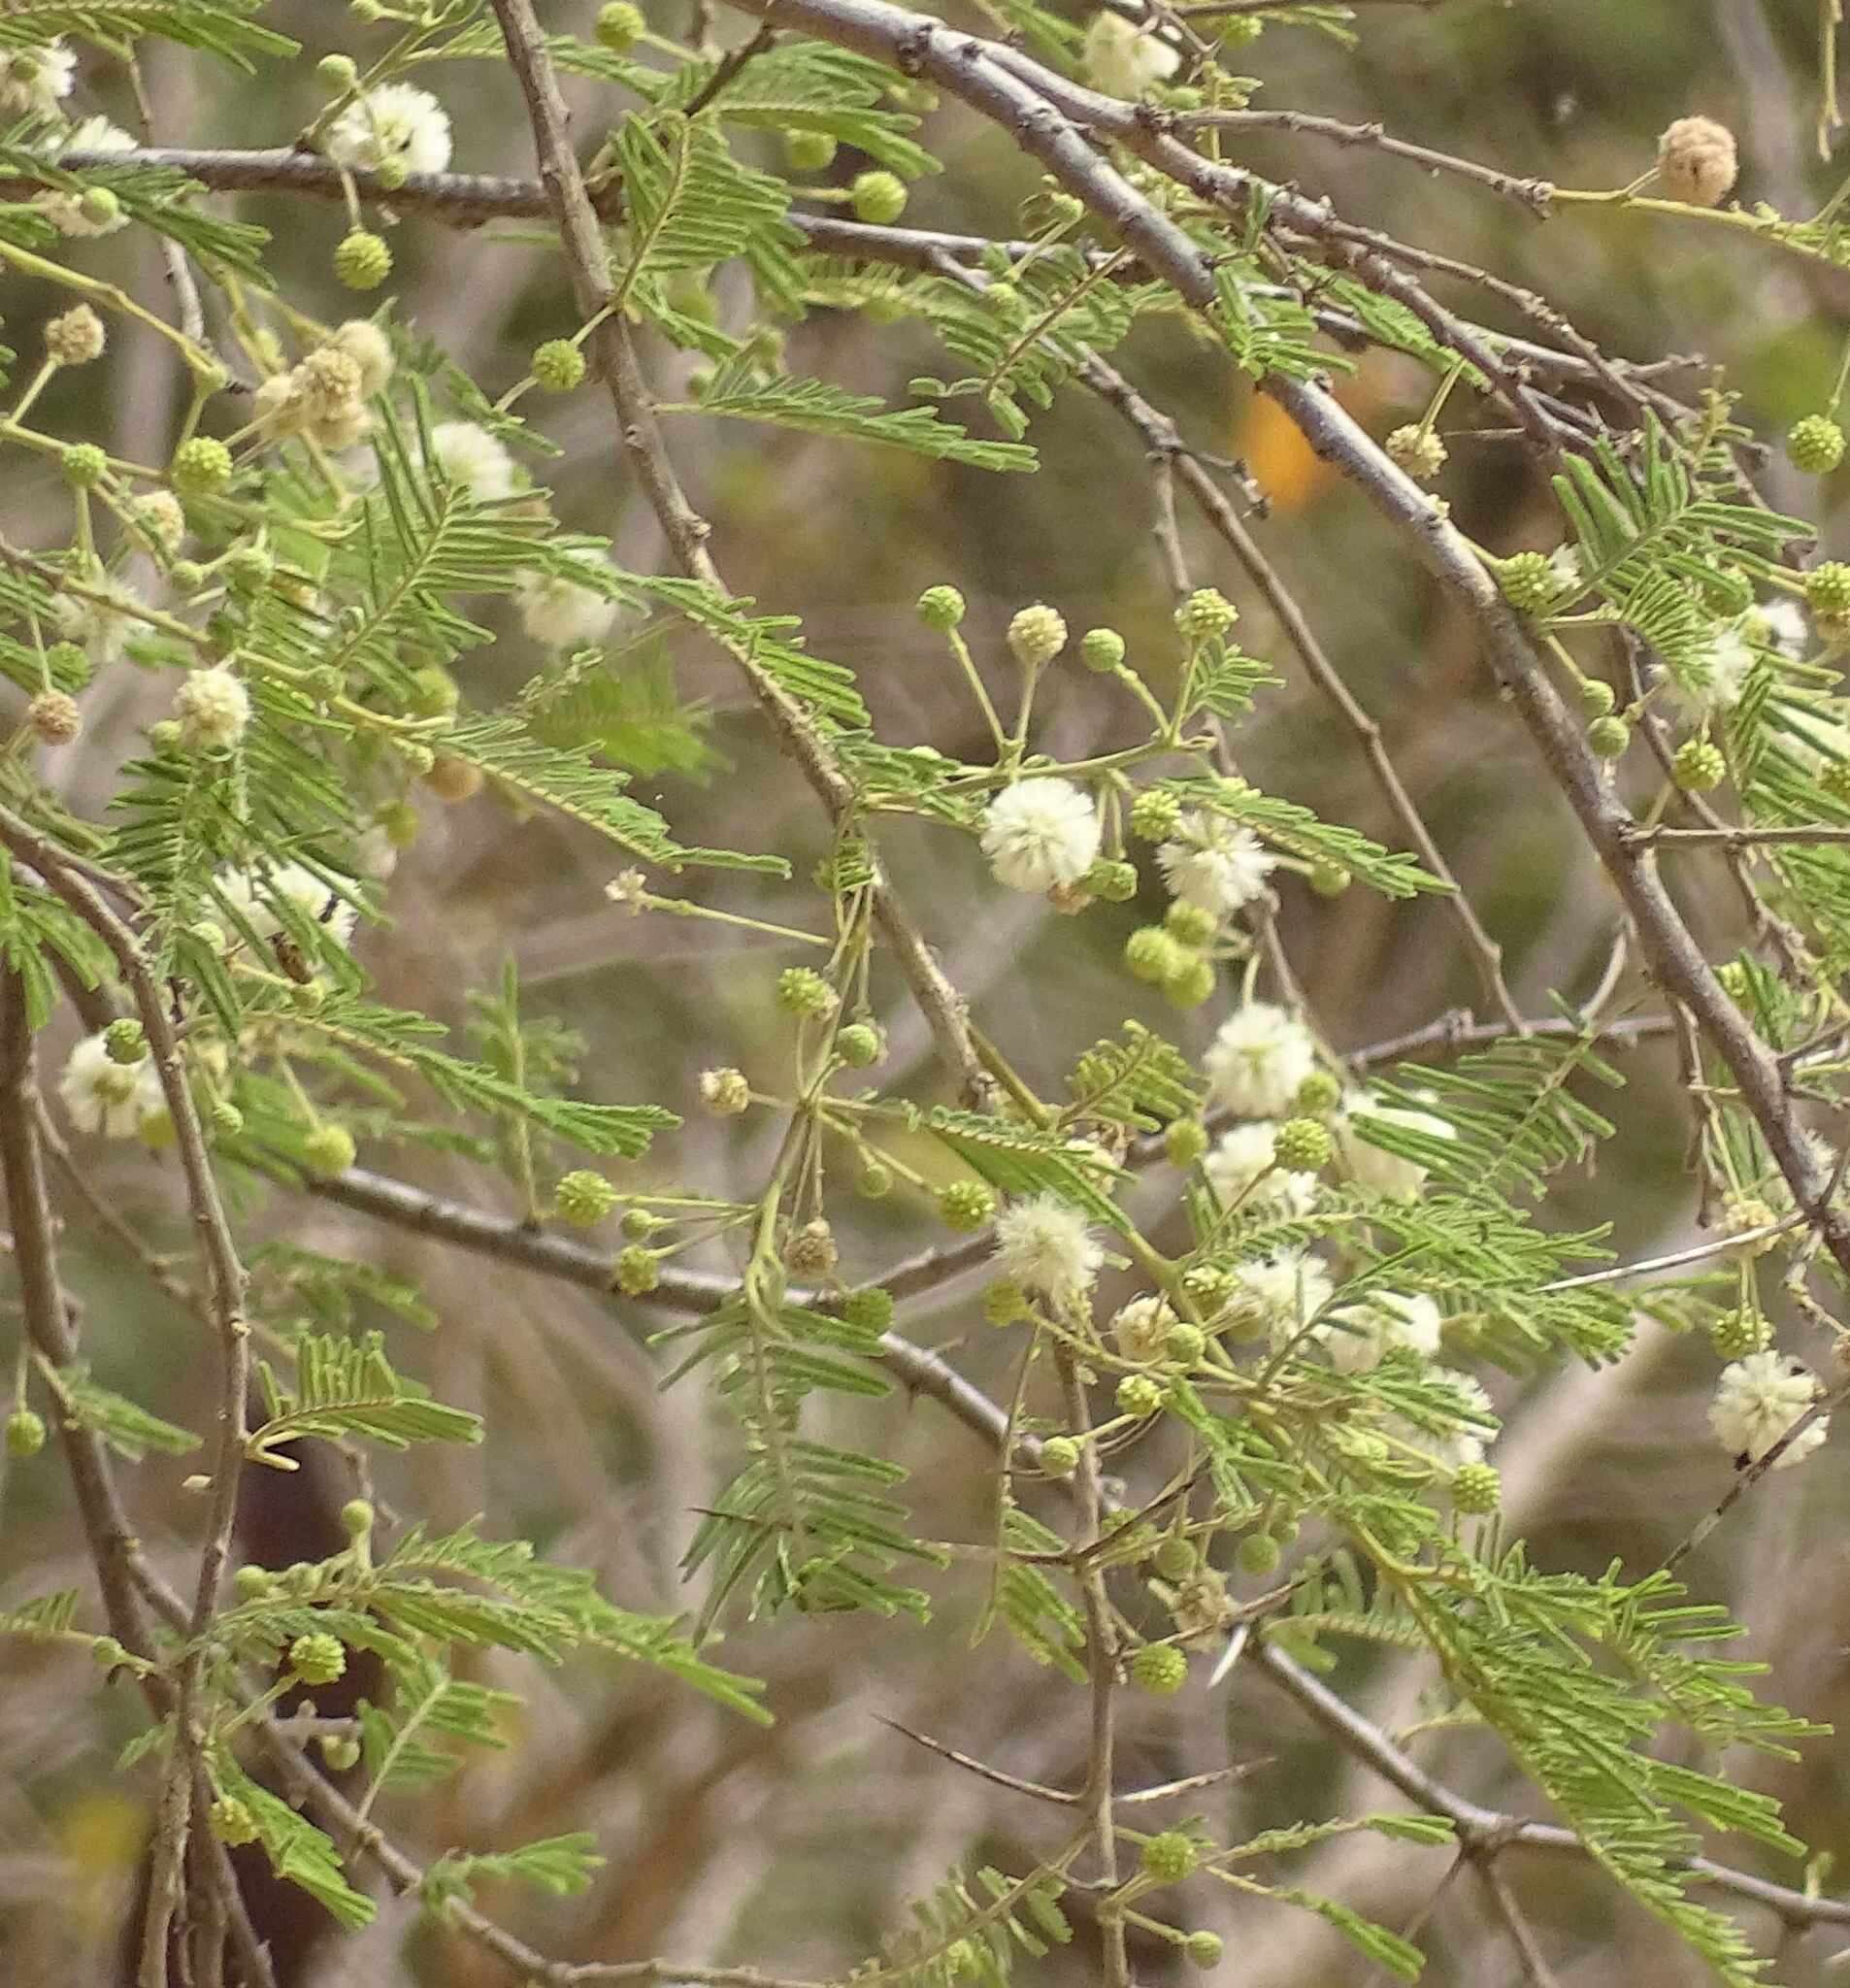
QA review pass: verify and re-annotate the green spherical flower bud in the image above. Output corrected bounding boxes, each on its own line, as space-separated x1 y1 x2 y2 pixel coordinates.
340 1498 375 1539
1450 1460 1501 1514
1164 1321 1206 1366
1498 549 1562 615
1080 626 1126 673
1116 1373 1164 1418
1130 1641 1188 1695
1173 587 1238 642
319 1733 362 1773
1040 1435 1081 1478
1165 1118 1208 1167
1272 1117 1332 1172
837 1286 893 1335
532 338 586 392
1129 788 1182 843
980 1280 1038 1336
856 1160 894 1199
1308 858 1350 898
939 1179 998 1232
1672 737 1727 793
837 1021 884 1068
406 665 459 718
210 1099 244 1139
1007 602 1068 668
1185 1931 1225 1970
613 1244 661 1296
1714 959 1751 1000
290 980 326 1015
5 1407 47 1458
1578 677 1616 718
103 1018 147 1066
78 186 120 229
334 228 392 291
316 52 359 87
221 540 274 592
594 0 646 50
1086 858 1140 903
1823 758 1850 804
377 799 420 848
850 170 908 224
776 966 840 1018
1140 1831 1199 1883
169 561 208 595
916 583 966 630
555 1169 619 1226
1164 902 1217 947
1587 714 1631 760
1236 1531 1281 1576
233 1565 273 1600
288 1631 347 1686
301 1122 356 1178
1124 925 1186 985
1163 955 1216 1010
782 128 838 171
1152 1535 1196 1580
1709 1306 1769 1359
61 443 107 488
1296 1069 1341 1114
210 1798 259 1846
1806 561 1850 626
1789 414 1846 475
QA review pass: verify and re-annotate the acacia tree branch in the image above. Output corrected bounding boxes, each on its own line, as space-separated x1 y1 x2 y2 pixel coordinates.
0 804 250 1988
484 0 991 1108
709 0 1850 1290
1250 1639 1850 1931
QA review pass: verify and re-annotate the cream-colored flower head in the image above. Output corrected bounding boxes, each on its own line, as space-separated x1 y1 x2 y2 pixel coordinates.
980 778 1102 894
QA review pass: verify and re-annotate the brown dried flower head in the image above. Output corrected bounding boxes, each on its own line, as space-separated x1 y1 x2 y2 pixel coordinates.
1656 116 1737 208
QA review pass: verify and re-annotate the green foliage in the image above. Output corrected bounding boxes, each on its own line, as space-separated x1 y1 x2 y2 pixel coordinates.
421 1832 605 1908
53 1367 199 1460
0 2 295 64
663 359 1038 472
248 1332 482 1463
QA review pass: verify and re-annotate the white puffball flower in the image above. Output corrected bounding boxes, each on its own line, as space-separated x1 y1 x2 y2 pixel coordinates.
1110 1294 1176 1362
980 777 1102 894
1336 1091 1454 1199
1752 596 1808 660
1545 545 1585 602
1709 1352 1830 1470
1225 1249 1334 1347
351 824 399 882
1203 1001 1316 1118
49 575 142 664
0 39 76 118
515 549 621 649
1323 1290 1442 1375
173 666 250 752
216 862 358 945
325 82 453 177
330 319 396 399
1203 1122 1318 1218
1657 620 1756 725
427 420 515 503
1156 812 1275 919
1387 1369 1497 1471
992 1192 1104 1309
1082 11 1179 96
130 490 186 557
59 1032 161 1139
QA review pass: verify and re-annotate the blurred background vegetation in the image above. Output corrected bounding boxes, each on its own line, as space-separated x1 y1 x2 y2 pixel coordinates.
8 0 1850 1981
